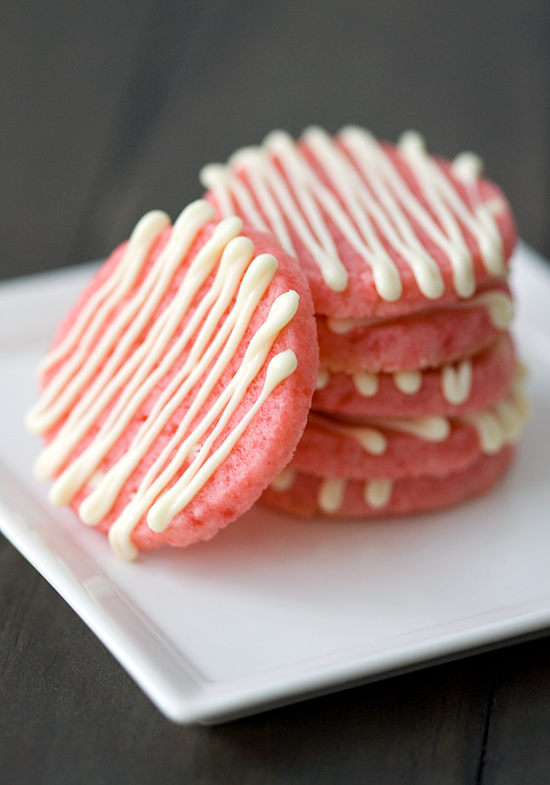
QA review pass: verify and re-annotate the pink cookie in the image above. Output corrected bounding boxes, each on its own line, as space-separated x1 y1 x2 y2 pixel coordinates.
26 200 318 559
314 334 517 417
201 126 517 320
262 445 516 518
316 281 514 373
290 379 528 480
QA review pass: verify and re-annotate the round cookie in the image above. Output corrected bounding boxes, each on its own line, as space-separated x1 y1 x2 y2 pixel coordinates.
316 281 514 373
314 334 517 417
291 379 528 480
26 200 319 559
201 126 517 320
262 446 516 519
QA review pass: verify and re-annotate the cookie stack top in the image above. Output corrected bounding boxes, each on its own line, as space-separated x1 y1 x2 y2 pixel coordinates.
200 126 517 320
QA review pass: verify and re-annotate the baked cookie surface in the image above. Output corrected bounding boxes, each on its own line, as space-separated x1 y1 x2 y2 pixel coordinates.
201 126 517 320
26 201 318 558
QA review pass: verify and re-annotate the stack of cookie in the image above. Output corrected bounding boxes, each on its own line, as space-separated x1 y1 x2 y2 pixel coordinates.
201 125 529 519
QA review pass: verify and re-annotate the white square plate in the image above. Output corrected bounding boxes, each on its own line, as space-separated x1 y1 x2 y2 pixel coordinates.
1 244 549 724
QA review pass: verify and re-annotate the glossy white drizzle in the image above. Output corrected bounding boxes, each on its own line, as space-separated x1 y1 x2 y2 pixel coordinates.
74 243 275 520
395 130 504 285
270 470 392 512
270 467 296 492
363 479 393 509
318 477 346 513
310 378 528 454
318 357 474 405
451 151 484 181
27 209 172 433
462 377 530 454
201 126 505 302
308 412 387 455
316 367 330 390
34 201 233 478
202 140 349 293
470 290 514 330
352 370 378 397
317 477 393 513
28 200 300 560
440 359 473 405
369 414 450 441
393 370 422 395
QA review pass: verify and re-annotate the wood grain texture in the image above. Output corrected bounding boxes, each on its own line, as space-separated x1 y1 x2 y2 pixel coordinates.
2 525 550 784
479 638 550 785
0 534 494 785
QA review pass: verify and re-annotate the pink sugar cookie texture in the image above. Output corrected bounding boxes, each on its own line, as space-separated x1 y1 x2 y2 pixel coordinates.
200 125 529 519
262 447 517 519
26 200 318 558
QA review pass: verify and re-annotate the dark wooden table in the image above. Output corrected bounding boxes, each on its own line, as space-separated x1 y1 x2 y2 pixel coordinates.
1 2 550 782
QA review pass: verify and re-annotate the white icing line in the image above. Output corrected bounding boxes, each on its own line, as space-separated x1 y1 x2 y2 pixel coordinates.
398 130 504 280
76 237 264 522
204 127 509 302
318 477 345 513
352 370 379 397
333 127 444 300
28 201 301 560
322 360 475 405
441 359 472 405
35 203 229 482
27 210 171 433
301 126 403 300
270 467 296 492
308 412 387 455
364 479 393 509
393 370 422 395
312 375 528 455
316 367 330 390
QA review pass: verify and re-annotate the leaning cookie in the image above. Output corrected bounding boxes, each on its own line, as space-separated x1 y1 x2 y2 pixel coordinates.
25 200 318 559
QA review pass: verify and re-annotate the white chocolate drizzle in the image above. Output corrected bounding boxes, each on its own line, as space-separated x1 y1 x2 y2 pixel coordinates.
369 414 450 442
318 357 474 405
440 360 473 405
393 370 422 395
318 477 346 513
451 151 484 181
28 200 300 560
270 467 296 492
470 290 514 330
27 209 172 432
316 367 330 390
309 376 528 455
462 377 530 454
201 126 505 302
363 479 393 509
308 413 387 455
352 370 379 397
